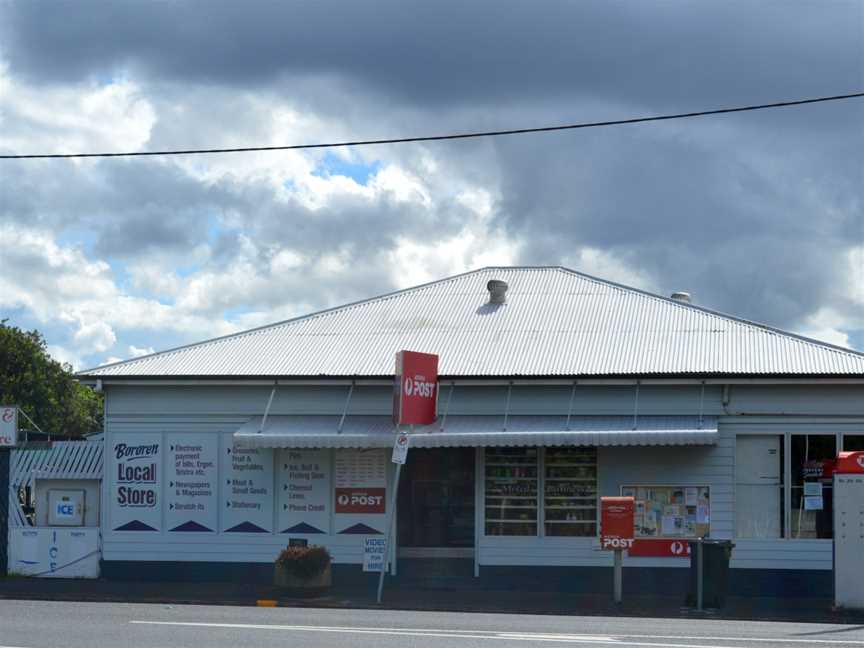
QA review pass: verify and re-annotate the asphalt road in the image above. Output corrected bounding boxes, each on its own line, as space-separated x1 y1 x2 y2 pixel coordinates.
2 600 864 648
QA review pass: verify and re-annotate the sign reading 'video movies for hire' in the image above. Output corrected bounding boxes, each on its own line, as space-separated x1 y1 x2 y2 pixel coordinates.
166 434 218 533
111 434 162 532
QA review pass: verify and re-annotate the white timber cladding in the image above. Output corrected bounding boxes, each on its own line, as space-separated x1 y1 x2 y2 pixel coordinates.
100 383 862 569
80 267 864 378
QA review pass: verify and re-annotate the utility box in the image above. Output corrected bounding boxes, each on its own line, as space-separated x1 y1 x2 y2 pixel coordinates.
47 489 86 526
834 451 864 609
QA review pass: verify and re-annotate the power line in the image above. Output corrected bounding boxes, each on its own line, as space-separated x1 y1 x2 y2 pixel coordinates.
2 91 862 160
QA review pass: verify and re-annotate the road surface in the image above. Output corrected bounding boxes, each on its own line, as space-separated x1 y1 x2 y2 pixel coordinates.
1 600 864 647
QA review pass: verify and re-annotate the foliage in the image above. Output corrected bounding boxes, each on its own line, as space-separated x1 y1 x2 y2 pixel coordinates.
275 545 331 578
0 320 103 438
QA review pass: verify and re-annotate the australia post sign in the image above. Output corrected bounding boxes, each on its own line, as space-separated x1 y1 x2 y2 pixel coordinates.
393 350 439 426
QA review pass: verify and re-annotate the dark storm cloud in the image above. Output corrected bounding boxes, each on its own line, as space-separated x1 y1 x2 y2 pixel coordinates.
0 159 237 256
0 0 861 354
495 100 863 329
4 1 862 111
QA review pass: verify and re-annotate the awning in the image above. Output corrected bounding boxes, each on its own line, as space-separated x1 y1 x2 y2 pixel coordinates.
233 415 718 449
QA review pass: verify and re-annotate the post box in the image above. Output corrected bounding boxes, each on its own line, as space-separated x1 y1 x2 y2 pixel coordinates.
600 496 635 550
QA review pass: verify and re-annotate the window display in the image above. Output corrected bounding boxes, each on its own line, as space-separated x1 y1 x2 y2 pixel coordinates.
484 447 538 536
543 447 597 536
621 485 710 538
791 434 835 539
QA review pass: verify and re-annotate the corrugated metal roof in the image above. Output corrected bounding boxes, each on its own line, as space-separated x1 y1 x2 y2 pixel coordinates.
233 415 718 448
79 266 864 377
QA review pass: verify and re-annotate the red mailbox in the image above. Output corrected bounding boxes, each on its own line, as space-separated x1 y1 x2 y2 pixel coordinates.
600 496 635 550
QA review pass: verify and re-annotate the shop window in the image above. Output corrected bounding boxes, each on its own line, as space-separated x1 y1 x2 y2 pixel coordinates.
735 435 783 538
844 435 864 451
484 447 538 536
543 447 597 536
622 485 710 538
790 435 835 539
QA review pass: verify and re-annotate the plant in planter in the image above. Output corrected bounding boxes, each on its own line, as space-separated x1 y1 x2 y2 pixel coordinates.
274 545 332 593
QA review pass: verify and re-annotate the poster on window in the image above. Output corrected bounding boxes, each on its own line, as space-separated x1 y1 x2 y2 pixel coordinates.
221 434 274 533
110 433 162 532
278 448 331 534
166 434 218 532
334 448 387 534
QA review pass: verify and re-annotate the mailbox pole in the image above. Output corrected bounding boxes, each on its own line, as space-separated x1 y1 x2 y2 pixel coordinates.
600 496 635 607
613 548 623 604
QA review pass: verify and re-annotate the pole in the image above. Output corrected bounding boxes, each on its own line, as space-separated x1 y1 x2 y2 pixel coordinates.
696 537 704 611
377 447 405 604
613 548 623 604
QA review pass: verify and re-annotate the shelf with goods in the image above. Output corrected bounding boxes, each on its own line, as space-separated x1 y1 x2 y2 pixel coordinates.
543 447 598 537
485 447 538 536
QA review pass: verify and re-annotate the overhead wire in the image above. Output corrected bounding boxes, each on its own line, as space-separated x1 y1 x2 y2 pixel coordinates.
1 91 862 160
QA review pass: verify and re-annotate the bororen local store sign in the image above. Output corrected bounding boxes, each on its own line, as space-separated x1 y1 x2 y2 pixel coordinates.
393 350 439 426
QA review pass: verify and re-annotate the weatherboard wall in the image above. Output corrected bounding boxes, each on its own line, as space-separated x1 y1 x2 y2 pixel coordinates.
101 383 860 570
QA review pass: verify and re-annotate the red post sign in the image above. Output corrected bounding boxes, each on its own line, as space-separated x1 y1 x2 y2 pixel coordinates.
600 496 635 550
835 451 864 474
393 350 439 426
629 539 691 558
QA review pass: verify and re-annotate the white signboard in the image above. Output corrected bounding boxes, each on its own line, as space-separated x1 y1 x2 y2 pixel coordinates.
8 528 100 578
0 406 18 447
221 434 274 533
362 537 387 572
278 448 331 534
166 435 218 532
392 431 409 465
110 434 161 532
334 448 387 535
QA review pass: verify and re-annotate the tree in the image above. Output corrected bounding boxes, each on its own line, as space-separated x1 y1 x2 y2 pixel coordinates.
0 320 103 438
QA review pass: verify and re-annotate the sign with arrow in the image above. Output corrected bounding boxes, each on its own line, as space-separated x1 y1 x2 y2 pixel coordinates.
220 434 274 533
277 448 331 534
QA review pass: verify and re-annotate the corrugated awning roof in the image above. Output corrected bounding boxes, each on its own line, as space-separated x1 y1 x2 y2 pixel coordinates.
79 267 864 379
233 415 718 448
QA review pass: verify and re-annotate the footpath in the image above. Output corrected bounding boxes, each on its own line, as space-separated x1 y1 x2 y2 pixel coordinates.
0 577 862 624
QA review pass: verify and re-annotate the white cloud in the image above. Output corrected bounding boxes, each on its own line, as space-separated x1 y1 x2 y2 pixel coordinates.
72 319 116 353
0 65 155 155
128 345 155 357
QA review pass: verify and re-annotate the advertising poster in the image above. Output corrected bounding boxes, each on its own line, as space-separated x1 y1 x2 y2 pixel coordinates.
334 448 387 534
221 434 274 533
166 434 218 532
278 448 331 534
110 433 162 532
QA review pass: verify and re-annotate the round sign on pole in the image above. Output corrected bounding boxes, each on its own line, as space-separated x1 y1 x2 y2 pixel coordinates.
392 431 409 465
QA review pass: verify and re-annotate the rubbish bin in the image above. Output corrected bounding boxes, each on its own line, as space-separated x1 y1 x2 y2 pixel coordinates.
686 539 735 609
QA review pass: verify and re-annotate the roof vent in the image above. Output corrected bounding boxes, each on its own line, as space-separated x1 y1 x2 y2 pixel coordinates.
487 279 508 304
670 291 691 304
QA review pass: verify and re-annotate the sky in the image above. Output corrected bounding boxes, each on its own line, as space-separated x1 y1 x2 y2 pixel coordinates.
0 0 862 371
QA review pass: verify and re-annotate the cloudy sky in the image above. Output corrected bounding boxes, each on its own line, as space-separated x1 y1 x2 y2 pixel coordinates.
0 0 862 370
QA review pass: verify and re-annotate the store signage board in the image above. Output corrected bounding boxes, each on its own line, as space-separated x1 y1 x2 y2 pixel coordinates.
221 434 275 533
392 431 409 465
166 434 218 533
600 496 635 550
0 405 18 447
110 433 162 532
363 537 387 572
278 448 331 534
393 350 439 425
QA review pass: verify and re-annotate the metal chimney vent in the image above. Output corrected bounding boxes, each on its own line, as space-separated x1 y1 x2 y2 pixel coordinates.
487 279 508 304
670 291 691 304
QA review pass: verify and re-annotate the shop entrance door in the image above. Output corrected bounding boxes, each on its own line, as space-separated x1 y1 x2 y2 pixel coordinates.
397 448 475 553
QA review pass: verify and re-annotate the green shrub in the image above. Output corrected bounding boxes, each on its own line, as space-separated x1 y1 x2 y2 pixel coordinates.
275 545 331 578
